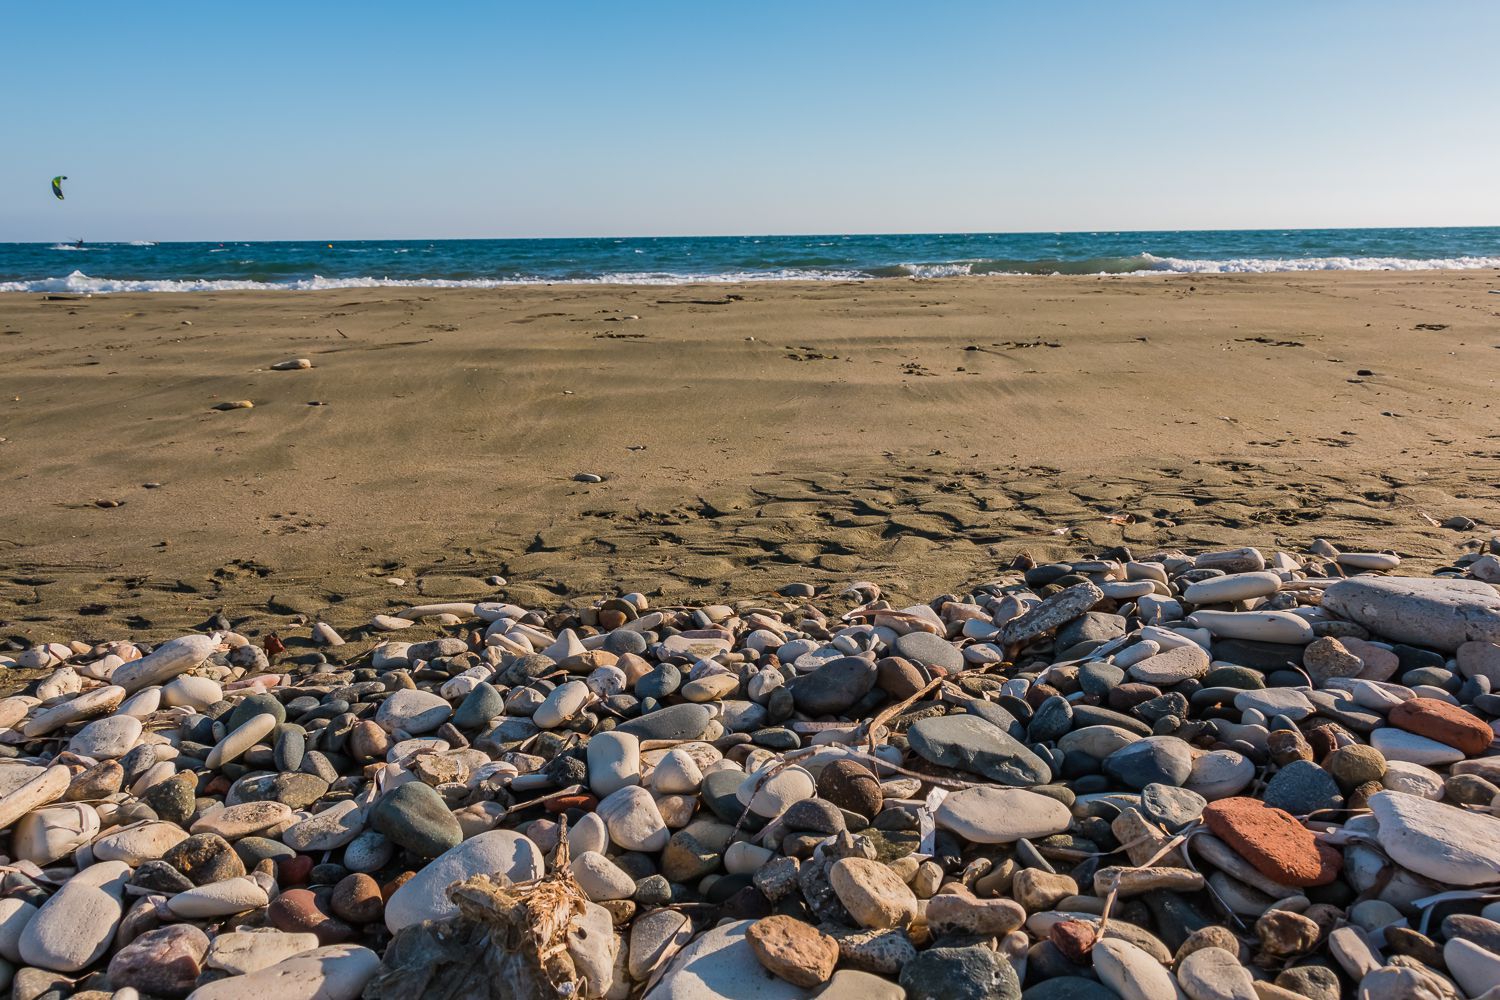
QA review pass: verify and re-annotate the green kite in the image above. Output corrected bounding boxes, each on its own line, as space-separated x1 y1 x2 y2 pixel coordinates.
52 176 66 200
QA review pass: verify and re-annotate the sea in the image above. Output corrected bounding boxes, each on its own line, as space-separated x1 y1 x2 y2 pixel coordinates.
1 227 1498 293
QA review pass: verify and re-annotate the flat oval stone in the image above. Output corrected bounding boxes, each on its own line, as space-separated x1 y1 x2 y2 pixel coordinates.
1322 576 1500 651
1184 571 1283 605
616 703 714 742
1369 790 1500 886
186 943 380 1000
908 714 1051 785
167 876 270 919
375 689 452 735
935 787 1072 844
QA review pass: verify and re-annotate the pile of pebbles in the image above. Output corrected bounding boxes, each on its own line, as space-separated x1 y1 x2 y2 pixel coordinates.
3 540 1500 1000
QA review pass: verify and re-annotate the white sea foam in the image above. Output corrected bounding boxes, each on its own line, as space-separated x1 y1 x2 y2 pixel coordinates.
128 240 157 246
4 253 1499 294
1136 253 1500 273
0 268 867 294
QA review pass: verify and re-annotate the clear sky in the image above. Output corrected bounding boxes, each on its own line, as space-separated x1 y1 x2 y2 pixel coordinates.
3 1 1497 241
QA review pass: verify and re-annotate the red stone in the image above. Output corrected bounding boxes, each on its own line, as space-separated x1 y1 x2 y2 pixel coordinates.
1389 697 1494 756
330 872 385 924
277 854 314 886
1050 920 1096 963
545 794 598 813
1202 797 1342 887
267 887 357 944
382 870 416 901
106 924 209 998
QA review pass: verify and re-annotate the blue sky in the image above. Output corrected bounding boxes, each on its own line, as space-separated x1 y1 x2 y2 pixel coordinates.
3 1 1496 240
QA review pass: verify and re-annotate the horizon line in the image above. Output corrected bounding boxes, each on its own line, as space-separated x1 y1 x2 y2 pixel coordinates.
5 222 1500 246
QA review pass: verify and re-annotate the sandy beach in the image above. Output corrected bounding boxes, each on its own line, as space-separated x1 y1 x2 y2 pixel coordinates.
2 270 1498 643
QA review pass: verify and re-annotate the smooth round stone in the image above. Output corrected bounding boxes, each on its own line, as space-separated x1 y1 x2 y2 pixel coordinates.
1187 610 1315 645
650 748 704 795
899 945 1021 1000
596 785 670 851
12 804 100 865
1176 946 1256 1000
1233 688 1314 721
17 860 129 973
107 923 209 997
370 781 463 858
828 858 918 929
680 673 739 702
1141 784 1207 829
163 833 246 886
1128 644 1210 686
1093 938 1180 1000
1029 696 1074 742
736 763 816 818
166 876 270 918
634 664 681 700
385 831 544 932
93 821 190 865
1103 736 1194 790
816 759 883 820
587 731 641 797
274 729 306 772
1184 571 1282 605
203 928 321 977
534 680 591 728
1446 937 1500 999
935 787 1072 844
375 689 452 735
791 656 878 716
225 693 287 732
206 714 278 769
616 703 713 742
1059 725 1140 759
67 715 143 759
570 851 637 902
1263 760 1342 815
452 683 504 731
341 831 395 873
163 676 224 711
186 943 380 1000
891 631 964 673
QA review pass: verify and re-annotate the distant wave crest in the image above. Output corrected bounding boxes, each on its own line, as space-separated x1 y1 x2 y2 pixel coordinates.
4 253 1500 294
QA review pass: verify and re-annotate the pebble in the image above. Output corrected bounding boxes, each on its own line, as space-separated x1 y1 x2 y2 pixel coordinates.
1093 938 1184 1000
935 786 1072 843
384 830 544 932
829 857 919 929
746 915 839 987
186 944 379 1000
0 546 1496 1000
1369 790 1500 885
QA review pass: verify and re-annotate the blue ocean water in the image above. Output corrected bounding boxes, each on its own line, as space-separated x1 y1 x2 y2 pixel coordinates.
2 227 1498 293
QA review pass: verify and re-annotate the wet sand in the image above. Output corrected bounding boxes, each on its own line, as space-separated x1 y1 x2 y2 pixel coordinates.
2 271 1498 644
